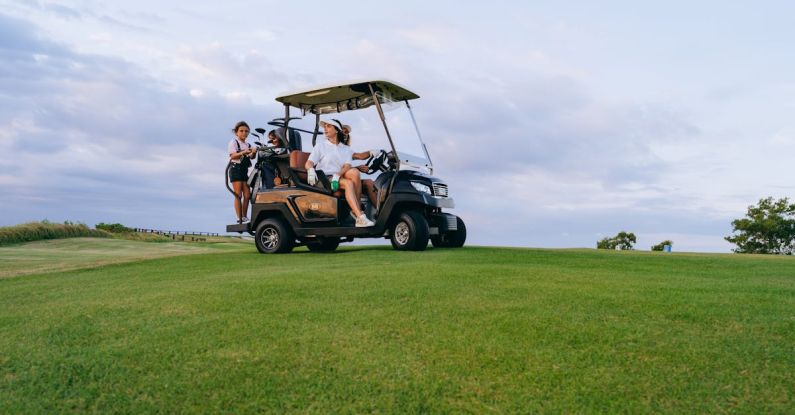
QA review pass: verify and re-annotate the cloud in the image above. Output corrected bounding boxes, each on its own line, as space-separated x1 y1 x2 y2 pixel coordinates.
0 13 284 230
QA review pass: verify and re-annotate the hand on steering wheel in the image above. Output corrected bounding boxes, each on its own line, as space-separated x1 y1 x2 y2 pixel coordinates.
364 150 387 174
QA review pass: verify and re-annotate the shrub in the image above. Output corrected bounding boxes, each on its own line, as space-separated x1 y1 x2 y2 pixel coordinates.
0 221 110 246
96 222 134 233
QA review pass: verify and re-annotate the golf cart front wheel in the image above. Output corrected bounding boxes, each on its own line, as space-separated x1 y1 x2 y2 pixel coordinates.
390 210 429 251
255 218 295 254
430 216 467 248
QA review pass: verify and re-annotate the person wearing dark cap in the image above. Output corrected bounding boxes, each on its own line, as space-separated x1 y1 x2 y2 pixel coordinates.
257 130 286 189
305 119 375 227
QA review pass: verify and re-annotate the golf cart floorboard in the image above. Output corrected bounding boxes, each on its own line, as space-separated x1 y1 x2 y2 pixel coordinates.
226 223 251 233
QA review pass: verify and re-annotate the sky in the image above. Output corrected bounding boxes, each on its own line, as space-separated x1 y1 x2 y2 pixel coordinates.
2 1 794 252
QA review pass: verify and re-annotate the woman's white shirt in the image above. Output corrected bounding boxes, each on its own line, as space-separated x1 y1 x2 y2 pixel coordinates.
228 138 252 164
308 139 353 174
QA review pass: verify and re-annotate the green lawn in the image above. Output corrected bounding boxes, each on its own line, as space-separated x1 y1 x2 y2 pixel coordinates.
0 241 793 413
0 237 247 278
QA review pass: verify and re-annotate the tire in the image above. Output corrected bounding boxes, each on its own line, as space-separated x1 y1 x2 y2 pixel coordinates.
306 237 340 252
390 210 430 251
431 216 467 248
254 218 295 254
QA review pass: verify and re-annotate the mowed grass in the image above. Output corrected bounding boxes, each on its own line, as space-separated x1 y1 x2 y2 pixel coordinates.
0 237 247 278
0 242 793 413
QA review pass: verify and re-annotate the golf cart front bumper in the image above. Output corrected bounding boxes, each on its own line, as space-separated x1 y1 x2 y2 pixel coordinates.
395 193 455 209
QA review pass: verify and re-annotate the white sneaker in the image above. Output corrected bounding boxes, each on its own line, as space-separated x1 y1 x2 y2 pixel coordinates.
241 216 250 223
355 214 375 227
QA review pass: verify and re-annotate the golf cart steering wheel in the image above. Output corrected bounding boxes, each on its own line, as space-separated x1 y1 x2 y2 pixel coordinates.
365 150 389 174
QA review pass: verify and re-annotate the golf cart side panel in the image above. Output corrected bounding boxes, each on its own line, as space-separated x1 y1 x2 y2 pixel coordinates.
251 204 302 229
254 203 387 237
255 189 338 223
251 190 389 238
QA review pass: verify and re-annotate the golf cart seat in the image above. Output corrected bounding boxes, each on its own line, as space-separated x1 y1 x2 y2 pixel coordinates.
288 151 343 197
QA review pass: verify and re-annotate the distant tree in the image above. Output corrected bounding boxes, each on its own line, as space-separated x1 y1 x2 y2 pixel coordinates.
614 231 637 250
651 240 673 251
596 231 637 250
725 197 795 255
596 237 617 250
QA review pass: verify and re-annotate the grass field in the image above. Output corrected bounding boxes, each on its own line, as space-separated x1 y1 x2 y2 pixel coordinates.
0 239 793 413
0 237 247 278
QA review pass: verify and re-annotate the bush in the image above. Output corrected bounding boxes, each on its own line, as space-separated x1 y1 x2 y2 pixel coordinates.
651 240 673 251
96 222 134 233
0 221 110 246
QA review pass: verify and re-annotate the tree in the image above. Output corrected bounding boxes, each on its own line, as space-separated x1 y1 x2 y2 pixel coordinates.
651 240 673 251
725 197 795 255
596 231 636 250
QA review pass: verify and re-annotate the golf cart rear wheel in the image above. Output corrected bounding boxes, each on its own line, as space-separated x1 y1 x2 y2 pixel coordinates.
431 216 467 248
390 210 429 251
255 218 295 254
306 237 340 252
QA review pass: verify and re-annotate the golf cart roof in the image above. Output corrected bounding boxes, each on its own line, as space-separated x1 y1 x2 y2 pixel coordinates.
275 79 420 115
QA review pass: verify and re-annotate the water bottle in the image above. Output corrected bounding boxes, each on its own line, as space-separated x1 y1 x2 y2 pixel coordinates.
331 174 340 191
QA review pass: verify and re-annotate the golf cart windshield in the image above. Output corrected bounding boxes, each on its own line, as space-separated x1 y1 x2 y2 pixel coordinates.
274 80 433 172
376 94 431 172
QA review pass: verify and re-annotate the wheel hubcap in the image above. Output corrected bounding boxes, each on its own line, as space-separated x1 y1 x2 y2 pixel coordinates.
395 222 410 245
260 227 279 249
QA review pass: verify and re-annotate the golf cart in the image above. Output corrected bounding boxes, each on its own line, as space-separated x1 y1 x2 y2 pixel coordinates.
226 79 466 253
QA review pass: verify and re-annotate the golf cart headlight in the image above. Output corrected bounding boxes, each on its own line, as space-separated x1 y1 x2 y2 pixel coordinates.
411 181 432 195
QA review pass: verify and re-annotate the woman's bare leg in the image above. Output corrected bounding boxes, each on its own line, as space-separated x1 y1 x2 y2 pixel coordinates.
339 178 362 217
343 168 363 202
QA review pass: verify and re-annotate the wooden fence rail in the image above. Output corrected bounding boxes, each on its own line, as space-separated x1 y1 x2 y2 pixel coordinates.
134 228 219 237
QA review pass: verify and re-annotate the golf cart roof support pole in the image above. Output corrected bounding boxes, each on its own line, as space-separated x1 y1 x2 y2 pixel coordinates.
369 83 399 169
283 103 291 150
405 99 433 175
369 82 400 197
312 113 320 147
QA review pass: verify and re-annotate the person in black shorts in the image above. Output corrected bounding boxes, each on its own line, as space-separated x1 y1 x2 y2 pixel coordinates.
227 121 256 223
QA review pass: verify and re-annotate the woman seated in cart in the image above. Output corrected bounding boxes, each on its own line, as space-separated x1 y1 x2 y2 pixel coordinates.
305 119 375 227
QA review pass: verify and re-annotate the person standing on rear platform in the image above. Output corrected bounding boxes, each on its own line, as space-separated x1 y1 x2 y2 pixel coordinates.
228 121 256 223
